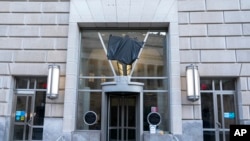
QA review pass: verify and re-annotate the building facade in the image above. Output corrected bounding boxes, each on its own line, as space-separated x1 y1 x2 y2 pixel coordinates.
0 0 250 141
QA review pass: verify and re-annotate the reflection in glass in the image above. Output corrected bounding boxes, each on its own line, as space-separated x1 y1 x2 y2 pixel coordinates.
201 93 215 128
223 95 236 128
203 131 215 141
222 79 235 90
77 92 101 130
200 79 212 90
144 93 167 131
80 30 166 77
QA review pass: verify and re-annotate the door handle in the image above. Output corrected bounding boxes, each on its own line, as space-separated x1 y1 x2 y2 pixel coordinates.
216 121 221 128
27 118 33 127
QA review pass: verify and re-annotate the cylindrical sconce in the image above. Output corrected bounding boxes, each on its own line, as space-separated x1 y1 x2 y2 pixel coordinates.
47 64 60 99
186 64 200 101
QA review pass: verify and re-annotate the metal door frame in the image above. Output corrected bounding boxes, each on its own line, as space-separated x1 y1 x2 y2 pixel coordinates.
12 90 45 141
202 79 238 141
107 94 138 141
12 91 35 141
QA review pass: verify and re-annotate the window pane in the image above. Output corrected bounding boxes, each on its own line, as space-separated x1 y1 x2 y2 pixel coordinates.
200 79 212 90
222 79 235 90
143 92 167 131
16 78 29 89
201 93 215 128
76 92 101 130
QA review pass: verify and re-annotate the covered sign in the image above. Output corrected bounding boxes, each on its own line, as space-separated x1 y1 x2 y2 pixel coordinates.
107 35 144 65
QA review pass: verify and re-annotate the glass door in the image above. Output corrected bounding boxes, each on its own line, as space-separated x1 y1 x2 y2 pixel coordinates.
13 92 45 141
108 94 137 141
201 92 237 141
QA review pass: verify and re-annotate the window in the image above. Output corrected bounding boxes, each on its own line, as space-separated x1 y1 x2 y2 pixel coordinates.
77 30 168 131
200 78 237 141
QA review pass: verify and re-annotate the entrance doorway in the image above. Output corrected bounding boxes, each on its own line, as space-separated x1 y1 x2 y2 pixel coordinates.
201 79 237 141
12 77 47 141
108 94 137 141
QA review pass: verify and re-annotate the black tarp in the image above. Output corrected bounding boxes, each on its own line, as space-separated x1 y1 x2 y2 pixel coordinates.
107 35 144 65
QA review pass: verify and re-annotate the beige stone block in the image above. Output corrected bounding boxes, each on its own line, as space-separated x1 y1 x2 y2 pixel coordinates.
225 11 250 23
23 38 54 50
10 2 42 12
0 2 10 12
242 106 250 119
40 25 68 37
180 50 200 63
201 50 236 63
241 0 250 9
25 14 57 25
226 37 250 49
47 51 67 63
243 24 250 35
14 51 46 62
190 12 223 23
241 91 250 105
236 50 250 62
178 12 189 24
179 37 191 50
182 105 194 119
42 2 70 13
51 104 64 117
0 38 22 49
0 51 13 62
179 24 207 36
191 37 226 49
0 26 8 36
0 13 24 24
206 0 240 10
0 63 10 75
9 63 47 75
8 26 39 37
208 24 242 36
178 0 206 11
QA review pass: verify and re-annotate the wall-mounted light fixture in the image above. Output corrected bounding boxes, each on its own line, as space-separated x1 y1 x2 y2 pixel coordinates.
186 64 200 101
47 64 60 99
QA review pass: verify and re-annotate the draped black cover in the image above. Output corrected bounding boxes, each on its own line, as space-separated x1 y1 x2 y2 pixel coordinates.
107 35 144 65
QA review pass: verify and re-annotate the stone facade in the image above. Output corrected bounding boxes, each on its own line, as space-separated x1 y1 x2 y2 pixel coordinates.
0 0 250 141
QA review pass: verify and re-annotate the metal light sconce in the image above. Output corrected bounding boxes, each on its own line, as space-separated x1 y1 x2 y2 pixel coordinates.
186 64 200 101
47 64 60 99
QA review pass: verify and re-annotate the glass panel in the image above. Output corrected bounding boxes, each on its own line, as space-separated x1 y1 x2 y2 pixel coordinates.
144 93 167 131
217 95 223 130
219 131 224 141
34 92 46 125
203 131 216 141
29 78 36 89
76 92 101 130
215 80 220 90
127 97 136 127
15 96 27 122
110 97 119 127
13 125 24 140
80 30 166 77
36 78 47 89
223 95 236 129
16 78 29 89
79 78 114 89
200 79 212 90
222 79 235 90
80 31 114 77
201 93 215 128
109 129 118 141
225 131 229 141
32 128 43 140
128 129 136 141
